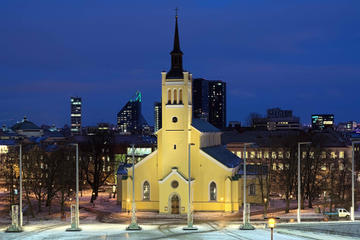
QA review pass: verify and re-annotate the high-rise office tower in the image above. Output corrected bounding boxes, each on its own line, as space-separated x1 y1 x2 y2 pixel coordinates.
117 91 149 134
70 97 82 135
154 102 162 132
192 78 209 121
208 80 226 129
192 79 226 130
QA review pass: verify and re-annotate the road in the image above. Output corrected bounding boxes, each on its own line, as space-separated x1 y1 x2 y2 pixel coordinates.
1 221 359 240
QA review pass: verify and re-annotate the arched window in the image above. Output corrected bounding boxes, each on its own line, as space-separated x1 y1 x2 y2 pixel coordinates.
209 182 217 201
173 89 177 104
143 181 150 200
167 90 171 104
179 89 183 104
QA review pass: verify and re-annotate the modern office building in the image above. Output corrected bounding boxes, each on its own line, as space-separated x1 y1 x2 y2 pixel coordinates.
252 108 300 130
70 97 82 135
117 91 149 134
154 102 162 132
208 80 226 129
312 114 334 130
192 78 226 129
192 78 209 121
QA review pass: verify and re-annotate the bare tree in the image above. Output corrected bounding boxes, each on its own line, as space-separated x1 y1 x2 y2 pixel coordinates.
80 131 115 203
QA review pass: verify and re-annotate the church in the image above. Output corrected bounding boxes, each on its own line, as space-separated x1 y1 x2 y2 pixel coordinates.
118 15 262 214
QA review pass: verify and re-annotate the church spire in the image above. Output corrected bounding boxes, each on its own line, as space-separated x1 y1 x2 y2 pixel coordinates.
167 10 184 79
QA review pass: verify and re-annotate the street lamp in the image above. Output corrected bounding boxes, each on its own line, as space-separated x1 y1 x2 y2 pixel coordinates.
351 140 360 222
240 142 255 230
183 143 197 230
5 143 23 233
66 143 81 231
297 141 311 223
126 144 141 231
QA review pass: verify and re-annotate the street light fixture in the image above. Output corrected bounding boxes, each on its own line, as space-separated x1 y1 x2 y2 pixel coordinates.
5 143 23 233
183 143 197 230
126 144 141 231
240 142 255 230
351 140 360 222
66 143 81 231
297 141 311 223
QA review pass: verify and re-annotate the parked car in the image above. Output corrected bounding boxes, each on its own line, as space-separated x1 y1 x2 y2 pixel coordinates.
323 208 350 219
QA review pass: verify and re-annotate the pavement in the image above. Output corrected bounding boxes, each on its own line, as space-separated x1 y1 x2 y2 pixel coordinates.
1 221 360 240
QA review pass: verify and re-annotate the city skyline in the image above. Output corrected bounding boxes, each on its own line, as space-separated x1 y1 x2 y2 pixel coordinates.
1 1 359 127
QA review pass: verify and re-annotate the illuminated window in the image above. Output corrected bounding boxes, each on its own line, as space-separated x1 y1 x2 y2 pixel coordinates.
286 152 290 158
168 90 171 104
278 152 283 159
179 89 183 104
339 151 344 159
250 151 255 159
321 152 326 159
257 151 262 158
209 182 217 201
278 163 284 170
173 89 177 104
236 151 242 158
272 163 277 170
302 152 307 159
143 181 150 200
272 152 277 159
331 152 336 159
264 152 269 159
310 152 314 159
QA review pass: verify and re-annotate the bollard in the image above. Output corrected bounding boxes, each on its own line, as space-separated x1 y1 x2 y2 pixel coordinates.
5 205 23 232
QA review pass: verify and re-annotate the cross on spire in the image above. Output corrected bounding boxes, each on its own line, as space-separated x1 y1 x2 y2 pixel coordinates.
175 7 179 18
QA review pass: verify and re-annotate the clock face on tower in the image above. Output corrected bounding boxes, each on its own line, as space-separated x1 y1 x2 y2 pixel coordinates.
172 117 178 123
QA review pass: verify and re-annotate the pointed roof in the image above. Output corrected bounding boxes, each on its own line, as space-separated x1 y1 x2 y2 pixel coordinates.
166 14 184 79
171 15 183 55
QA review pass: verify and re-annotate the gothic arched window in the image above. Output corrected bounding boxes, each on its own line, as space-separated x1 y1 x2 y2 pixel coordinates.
143 181 150 200
167 89 171 104
179 89 183 104
173 89 177 104
209 181 217 201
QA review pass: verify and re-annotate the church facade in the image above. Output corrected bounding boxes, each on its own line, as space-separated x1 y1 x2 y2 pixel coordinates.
119 16 262 214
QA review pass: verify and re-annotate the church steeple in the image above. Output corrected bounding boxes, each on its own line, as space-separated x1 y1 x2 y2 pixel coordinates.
167 12 184 79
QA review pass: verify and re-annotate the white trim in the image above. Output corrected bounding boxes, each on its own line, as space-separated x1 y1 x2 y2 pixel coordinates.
158 168 194 184
165 104 184 108
200 149 233 171
165 81 184 85
208 180 217 201
134 150 157 169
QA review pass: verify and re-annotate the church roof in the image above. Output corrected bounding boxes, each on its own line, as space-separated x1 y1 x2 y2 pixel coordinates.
117 163 133 175
11 117 41 131
192 118 220 133
201 145 241 168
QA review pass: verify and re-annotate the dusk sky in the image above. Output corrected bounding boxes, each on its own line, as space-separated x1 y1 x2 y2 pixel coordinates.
1 0 359 128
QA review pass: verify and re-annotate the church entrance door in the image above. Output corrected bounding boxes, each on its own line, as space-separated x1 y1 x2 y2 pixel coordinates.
171 195 180 214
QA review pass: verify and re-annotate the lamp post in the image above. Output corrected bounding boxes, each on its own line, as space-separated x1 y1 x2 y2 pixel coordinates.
297 142 311 223
67 143 81 231
5 143 23 232
19 144 23 227
351 141 360 222
126 144 141 230
240 143 255 230
183 143 197 230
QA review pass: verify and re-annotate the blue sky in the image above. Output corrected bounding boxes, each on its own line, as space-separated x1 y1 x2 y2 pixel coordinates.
0 0 359 127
